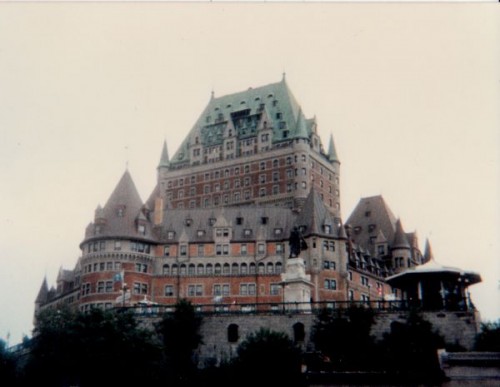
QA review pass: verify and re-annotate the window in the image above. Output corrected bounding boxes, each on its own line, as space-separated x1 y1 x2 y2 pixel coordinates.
241 244 247 255
105 281 113 293
133 283 148 295
270 283 281 295
135 263 147 273
258 243 265 254
162 264 170 275
324 279 337 290
138 224 146 235
180 245 187 256
97 281 104 293
198 244 204 256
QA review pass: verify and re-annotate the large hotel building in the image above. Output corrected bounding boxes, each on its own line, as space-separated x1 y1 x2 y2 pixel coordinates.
35 76 454 316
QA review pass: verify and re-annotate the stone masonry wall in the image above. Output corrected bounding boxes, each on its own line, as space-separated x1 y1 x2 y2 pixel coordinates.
139 309 480 368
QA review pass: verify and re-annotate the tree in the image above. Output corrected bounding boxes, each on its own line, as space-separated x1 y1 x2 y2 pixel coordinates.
0 338 17 386
23 307 162 387
231 328 305 387
380 309 445 383
474 320 500 351
311 305 377 371
155 299 203 386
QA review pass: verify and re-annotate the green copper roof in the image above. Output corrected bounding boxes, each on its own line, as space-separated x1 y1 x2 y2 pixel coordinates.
170 77 314 165
158 140 170 168
328 133 339 162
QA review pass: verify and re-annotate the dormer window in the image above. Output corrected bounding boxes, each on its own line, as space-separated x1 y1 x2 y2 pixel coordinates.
167 231 175 240
138 224 146 235
244 229 252 236
197 230 205 237
324 225 331 234
274 228 283 235
236 217 243 225
185 218 193 227
116 206 125 217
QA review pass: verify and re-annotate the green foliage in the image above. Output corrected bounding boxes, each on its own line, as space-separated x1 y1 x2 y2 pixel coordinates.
474 320 500 351
0 338 17 386
23 307 162 387
155 299 203 386
231 328 305 387
380 309 445 382
311 305 377 370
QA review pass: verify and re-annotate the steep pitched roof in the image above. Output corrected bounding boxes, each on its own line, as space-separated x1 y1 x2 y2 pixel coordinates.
296 189 340 236
35 277 49 303
327 133 339 163
392 219 411 250
157 140 170 169
423 238 434 263
345 195 398 253
83 170 154 241
170 77 311 166
157 206 296 243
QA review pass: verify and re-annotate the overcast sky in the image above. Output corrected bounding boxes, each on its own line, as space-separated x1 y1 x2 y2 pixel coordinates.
0 2 498 345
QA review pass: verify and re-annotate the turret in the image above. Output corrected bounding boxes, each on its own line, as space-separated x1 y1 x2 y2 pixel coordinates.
390 219 412 272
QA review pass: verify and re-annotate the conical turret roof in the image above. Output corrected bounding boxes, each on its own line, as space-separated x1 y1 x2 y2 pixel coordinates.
328 133 339 163
35 277 49 304
392 219 411 250
157 140 170 169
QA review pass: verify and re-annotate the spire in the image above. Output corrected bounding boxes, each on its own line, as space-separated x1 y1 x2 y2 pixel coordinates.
392 219 410 250
157 140 170 169
328 133 339 163
35 277 49 304
294 108 309 139
423 238 434 263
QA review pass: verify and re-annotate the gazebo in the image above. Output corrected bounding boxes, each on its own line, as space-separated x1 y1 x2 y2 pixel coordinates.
386 259 481 311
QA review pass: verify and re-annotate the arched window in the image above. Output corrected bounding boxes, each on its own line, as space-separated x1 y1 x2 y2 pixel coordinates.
206 264 213 275
266 262 274 274
215 263 222 275
223 263 230 275
231 263 239 275
197 264 204 275
180 264 187 275
258 262 265 274
293 322 305 343
188 264 195 275
162 264 170 275
171 264 178 275
240 263 248 274
275 262 283 273
249 262 256 274
228 324 239 343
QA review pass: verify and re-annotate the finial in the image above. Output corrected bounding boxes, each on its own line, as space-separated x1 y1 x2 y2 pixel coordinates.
125 145 129 170
211 88 215 100
282 71 286 82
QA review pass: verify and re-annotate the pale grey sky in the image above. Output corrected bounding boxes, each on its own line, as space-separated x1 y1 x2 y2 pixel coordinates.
0 2 498 345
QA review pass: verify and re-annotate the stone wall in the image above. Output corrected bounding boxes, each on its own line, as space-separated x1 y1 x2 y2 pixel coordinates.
139 309 480 367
